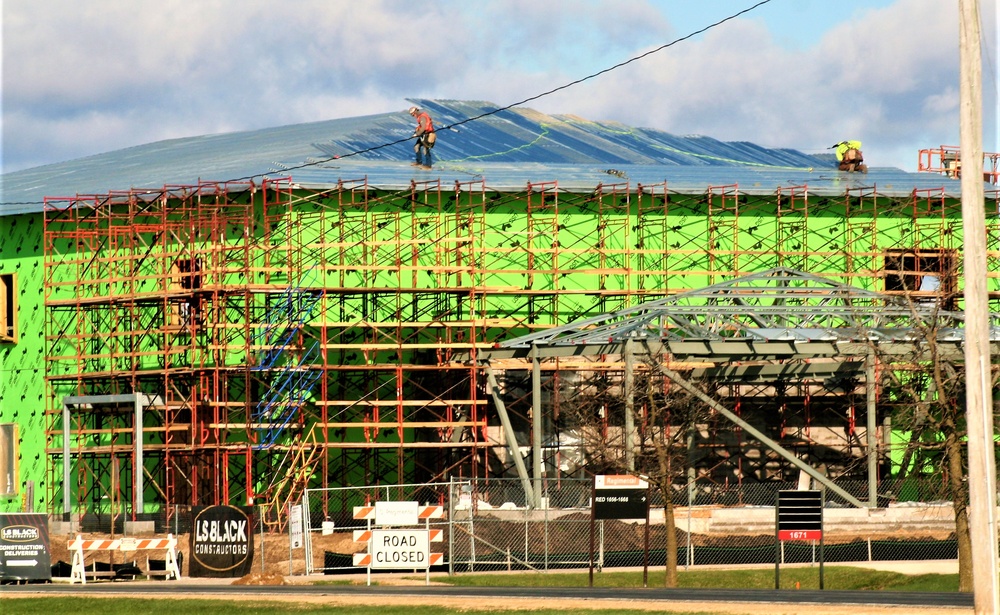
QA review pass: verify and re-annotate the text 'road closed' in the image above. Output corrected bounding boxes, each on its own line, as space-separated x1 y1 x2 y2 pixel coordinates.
369 529 430 570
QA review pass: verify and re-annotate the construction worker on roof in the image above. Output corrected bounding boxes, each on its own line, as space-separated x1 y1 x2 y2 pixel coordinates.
833 140 867 173
409 106 436 170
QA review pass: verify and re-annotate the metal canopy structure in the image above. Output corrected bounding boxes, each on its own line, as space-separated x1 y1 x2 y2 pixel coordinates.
480 267 1000 362
468 269 1000 510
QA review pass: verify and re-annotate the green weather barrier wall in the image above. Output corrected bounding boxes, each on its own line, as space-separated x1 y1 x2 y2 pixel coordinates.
3 180 997 515
0 213 47 513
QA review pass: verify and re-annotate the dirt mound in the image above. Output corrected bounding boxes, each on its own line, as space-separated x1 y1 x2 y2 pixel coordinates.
231 571 288 586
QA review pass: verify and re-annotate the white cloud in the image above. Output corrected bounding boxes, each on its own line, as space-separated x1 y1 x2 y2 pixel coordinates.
1 0 993 173
523 0 967 170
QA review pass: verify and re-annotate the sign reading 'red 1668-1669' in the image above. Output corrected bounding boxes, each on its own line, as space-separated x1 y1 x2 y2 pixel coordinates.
189 505 255 578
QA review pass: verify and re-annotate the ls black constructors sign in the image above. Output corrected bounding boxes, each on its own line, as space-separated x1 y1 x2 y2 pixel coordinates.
777 489 823 541
593 475 649 520
190 505 255 578
0 513 51 582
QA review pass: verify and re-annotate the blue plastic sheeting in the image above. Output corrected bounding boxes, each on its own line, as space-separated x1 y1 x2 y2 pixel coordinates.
0 99 977 216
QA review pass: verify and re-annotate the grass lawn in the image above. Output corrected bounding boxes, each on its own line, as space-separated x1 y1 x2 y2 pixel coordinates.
2 566 961 615
1 597 720 615
427 565 959 592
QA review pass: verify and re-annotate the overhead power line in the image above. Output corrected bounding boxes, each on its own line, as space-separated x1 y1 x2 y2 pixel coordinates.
3 0 775 206
247 0 776 179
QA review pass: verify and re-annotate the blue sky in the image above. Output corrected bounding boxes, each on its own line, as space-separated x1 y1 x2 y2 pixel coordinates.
649 0 899 50
2 0 996 174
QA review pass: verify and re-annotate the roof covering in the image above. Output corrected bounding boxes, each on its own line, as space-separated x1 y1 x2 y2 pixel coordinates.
486 268 1000 362
1 99 985 217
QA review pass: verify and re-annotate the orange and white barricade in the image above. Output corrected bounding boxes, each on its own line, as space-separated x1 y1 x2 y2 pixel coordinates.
352 504 444 521
68 534 180 584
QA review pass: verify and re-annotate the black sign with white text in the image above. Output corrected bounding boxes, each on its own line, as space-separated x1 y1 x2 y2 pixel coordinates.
593 488 648 520
189 505 255 577
0 513 51 581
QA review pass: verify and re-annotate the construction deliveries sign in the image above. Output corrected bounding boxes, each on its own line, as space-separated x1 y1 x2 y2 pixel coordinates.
0 513 51 581
189 505 254 577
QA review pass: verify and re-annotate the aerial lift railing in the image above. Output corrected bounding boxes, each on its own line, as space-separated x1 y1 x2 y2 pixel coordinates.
918 145 999 184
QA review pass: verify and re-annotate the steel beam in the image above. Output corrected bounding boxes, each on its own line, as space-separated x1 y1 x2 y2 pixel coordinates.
485 365 534 508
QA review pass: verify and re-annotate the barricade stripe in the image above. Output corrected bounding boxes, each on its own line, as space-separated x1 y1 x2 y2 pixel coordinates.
134 539 170 549
70 536 176 552
429 552 444 565
352 530 372 542
417 505 443 519
77 540 120 550
429 529 443 542
353 505 376 520
352 553 372 566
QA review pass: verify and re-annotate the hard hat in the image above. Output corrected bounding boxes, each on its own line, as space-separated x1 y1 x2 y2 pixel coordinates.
408 106 419 114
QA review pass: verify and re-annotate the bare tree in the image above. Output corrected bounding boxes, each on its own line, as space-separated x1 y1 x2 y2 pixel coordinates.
633 368 707 588
875 303 1000 593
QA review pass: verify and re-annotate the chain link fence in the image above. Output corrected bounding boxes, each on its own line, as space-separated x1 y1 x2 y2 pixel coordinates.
301 477 963 576
301 482 452 575
46 475 966 579
42 473 969 581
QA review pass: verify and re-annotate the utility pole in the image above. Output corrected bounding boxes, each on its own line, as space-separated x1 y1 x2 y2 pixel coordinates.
958 1 999 613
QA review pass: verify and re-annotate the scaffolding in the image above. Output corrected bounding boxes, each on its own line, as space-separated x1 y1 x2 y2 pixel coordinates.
41 176 1000 524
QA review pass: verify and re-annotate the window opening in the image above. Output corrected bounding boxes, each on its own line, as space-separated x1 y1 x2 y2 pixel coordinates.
883 249 957 308
0 272 16 343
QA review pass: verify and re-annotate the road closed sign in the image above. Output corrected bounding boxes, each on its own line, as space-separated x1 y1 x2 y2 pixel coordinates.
369 529 429 569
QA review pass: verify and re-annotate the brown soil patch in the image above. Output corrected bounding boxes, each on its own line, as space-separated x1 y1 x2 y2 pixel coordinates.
231 571 289 586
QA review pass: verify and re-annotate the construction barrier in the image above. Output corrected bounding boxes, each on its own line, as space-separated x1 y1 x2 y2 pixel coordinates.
352 504 444 521
351 529 445 568
68 534 181 584
350 503 447 578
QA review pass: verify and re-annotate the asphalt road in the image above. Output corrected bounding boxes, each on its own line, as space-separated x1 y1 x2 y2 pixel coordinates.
0 581 975 610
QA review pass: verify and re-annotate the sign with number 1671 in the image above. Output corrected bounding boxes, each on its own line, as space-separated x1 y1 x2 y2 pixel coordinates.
778 529 821 541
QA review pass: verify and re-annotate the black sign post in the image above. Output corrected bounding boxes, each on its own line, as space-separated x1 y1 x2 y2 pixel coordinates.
775 489 824 590
589 475 650 587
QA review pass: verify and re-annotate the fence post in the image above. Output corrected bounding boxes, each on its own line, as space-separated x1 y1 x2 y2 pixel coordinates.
687 481 693 569
448 477 454 577
543 478 549 572
303 489 312 575
469 485 476 572
598 519 604 571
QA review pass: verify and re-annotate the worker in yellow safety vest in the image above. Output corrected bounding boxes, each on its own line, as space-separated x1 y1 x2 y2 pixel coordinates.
832 140 867 173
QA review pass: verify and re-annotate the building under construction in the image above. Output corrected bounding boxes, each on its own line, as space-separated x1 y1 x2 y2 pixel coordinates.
1 100 999 525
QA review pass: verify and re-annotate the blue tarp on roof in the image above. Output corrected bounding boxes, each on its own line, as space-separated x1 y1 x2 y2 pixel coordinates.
0 99 980 216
